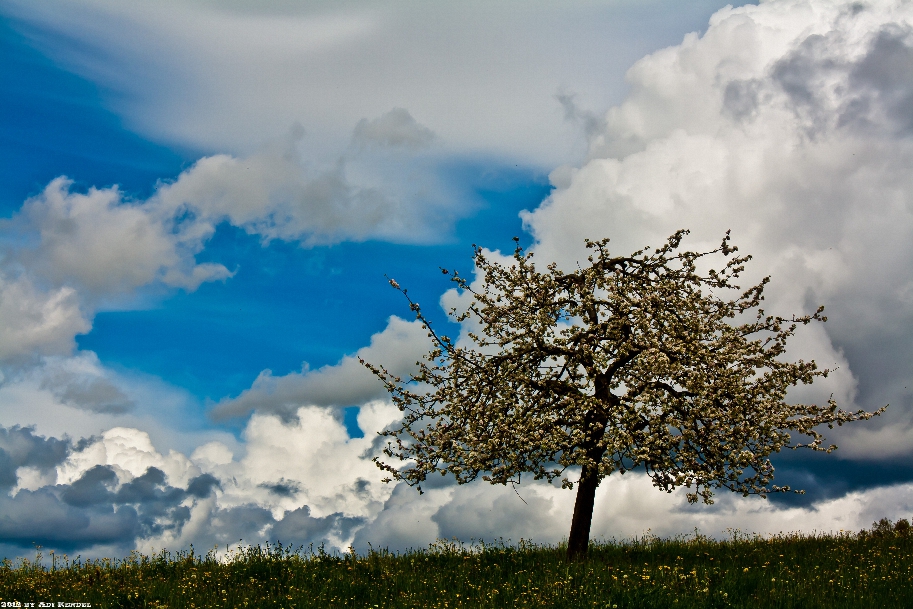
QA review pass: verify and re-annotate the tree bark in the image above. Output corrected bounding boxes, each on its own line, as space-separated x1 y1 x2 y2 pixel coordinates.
566 463 600 561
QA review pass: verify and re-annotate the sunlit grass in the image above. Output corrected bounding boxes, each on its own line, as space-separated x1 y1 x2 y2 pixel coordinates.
2 519 912 608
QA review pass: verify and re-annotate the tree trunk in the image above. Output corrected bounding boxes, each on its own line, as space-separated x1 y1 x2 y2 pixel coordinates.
566 463 600 561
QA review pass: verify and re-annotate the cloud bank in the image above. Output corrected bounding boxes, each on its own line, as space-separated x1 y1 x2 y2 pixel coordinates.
3 418 913 561
526 0 913 459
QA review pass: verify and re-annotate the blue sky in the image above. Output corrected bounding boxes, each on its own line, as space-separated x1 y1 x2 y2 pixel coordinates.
3 0 913 559
1 4 551 419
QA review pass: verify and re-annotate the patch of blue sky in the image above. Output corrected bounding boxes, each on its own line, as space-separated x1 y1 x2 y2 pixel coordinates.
1 13 553 437
77 166 551 409
0 16 192 215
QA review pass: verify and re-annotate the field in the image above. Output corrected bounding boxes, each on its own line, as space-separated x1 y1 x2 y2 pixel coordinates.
1 519 912 608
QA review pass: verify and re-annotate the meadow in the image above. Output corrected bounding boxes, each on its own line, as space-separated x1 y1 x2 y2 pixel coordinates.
1 519 912 608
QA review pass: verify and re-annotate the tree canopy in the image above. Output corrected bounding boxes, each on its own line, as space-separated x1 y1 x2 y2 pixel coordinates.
362 230 883 559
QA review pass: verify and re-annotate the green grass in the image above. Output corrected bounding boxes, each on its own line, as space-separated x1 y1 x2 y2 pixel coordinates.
2 519 913 608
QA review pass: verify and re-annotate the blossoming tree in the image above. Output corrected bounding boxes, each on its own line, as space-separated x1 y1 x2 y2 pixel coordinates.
361 230 883 560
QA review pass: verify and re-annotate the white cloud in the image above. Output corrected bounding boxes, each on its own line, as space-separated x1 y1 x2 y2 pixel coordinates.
352 483 455 552
355 473 913 553
57 426 199 488
39 354 134 414
0 273 89 363
154 115 457 246
523 0 913 456
31 400 403 554
0 117 449 372
9 177 231 296
139 398 397 554
3 405 911 559
589 474 913 541
0 177 231 364
209 403 400 518
0 2 754 284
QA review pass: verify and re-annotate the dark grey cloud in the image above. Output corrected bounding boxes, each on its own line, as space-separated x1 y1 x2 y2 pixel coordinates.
722 79 762 122
270 506 363 547
0 460 220 555
0 425 70 491
769 24 913 139
210 316 426 421
61 464 118 507
40 368 134 414
199 505 276 550
350 483 438 553
845 26 913 135
258 478 301 498
0 488 141 552
771 33 842 136
432 486 557 543
351 108 435 150
0 450 18 489
768 452 913 508
186 473 221 498
154 503 365 555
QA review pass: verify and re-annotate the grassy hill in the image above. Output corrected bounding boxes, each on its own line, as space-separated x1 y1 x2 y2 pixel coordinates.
2 519 912 608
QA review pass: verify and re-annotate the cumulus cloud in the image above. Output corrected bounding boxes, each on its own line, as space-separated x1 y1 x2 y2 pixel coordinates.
0 353 239 464
155 113 454 246
0 178 229 368
200 402 400 520
9 177 231 295
351 483 456 552
57 427 199 489
112 402 403 555
0 466 220 555
524 0 913 458
0 111 446 372
0 273 89 363
0 425 70 492
271 506 364 547
0 424 213 555
3 410 913 561
0 399 403 558
0 486 142 553
352 473 913 554
211 316 428 420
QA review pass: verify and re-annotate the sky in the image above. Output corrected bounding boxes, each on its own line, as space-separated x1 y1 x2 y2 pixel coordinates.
2 0 913 560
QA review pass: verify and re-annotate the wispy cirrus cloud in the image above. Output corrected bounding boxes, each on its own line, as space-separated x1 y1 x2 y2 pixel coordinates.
2 0 736 165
